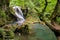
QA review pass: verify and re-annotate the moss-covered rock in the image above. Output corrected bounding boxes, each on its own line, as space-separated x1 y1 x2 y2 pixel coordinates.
4 29 14 39
0 28 6 38
0 28 14 39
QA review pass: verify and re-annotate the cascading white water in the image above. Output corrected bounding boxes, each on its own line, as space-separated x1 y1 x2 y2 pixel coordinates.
13 6 25 26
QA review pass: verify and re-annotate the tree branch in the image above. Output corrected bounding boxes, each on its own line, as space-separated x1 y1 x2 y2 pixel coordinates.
39 0 48 21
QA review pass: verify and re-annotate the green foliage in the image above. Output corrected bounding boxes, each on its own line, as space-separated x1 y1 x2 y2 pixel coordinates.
0 10 6 18
10 0 57 15
4 30 14 39
24 0 57 23
10 0 60 23
56 17 60 24
0 28 6 37
0 28 14 39
45 0 57 13
10 0 24 7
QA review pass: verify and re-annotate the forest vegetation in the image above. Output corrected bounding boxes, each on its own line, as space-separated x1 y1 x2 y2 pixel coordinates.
0 0 60 40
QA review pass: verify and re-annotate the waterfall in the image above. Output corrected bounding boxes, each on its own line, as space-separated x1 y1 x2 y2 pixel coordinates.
13 6 25 26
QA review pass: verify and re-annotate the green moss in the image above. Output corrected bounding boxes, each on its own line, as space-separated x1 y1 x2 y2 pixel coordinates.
4 29 14 39
0 28 14 39
0 9 6 18
0 28 6 35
